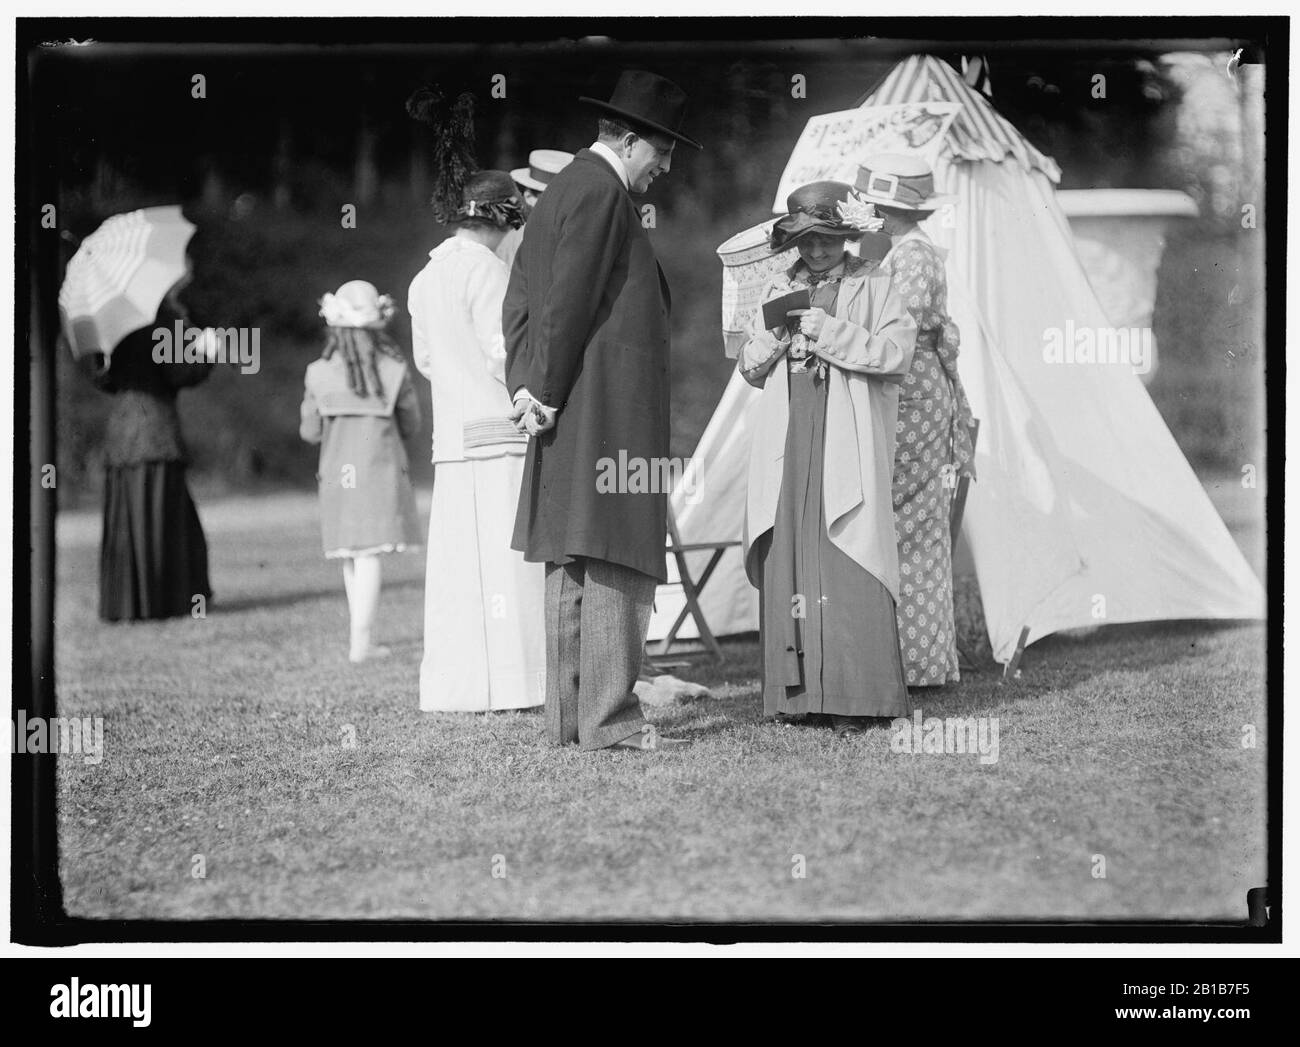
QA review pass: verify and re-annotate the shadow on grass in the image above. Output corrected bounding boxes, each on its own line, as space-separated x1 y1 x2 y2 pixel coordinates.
654 617 1262 730
212 575 424 614
911 617 1263 723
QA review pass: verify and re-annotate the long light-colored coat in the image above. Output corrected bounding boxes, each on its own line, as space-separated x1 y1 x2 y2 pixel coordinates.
409 237 526 463
739 260 917 601
407 235 544 711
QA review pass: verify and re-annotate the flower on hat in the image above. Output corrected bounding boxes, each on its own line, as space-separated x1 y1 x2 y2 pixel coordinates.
837 193 884 233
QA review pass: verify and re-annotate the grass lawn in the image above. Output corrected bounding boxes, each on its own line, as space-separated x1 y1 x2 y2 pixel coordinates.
54 487 1267 924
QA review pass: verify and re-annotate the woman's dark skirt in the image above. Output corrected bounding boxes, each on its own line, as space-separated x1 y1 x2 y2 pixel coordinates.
99 461 212 622
757 366 910 718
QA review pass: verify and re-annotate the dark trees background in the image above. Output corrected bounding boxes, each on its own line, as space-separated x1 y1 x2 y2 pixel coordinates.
26 26 1264 503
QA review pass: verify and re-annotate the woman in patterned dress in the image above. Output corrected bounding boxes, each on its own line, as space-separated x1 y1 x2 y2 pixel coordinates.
854 155 976 687
739 180 917 737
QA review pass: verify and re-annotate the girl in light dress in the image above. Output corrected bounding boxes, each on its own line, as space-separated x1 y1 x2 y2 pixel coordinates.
300 280 422 663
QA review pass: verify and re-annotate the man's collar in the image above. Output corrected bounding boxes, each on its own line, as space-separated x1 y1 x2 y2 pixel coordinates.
588 141 630 190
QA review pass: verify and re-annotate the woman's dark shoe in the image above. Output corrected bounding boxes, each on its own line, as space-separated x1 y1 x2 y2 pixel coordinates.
831 714 868 738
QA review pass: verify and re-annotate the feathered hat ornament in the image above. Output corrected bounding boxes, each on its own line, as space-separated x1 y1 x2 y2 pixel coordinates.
406 84 524 230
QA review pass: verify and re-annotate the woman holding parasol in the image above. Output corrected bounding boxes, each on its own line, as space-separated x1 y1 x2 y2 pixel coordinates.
60 206 218 622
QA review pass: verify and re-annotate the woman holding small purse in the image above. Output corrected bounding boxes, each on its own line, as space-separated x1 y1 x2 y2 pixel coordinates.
407 167 546 713
739 180 918 738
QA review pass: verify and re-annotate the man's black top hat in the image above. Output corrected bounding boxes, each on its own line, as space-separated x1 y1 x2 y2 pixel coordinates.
580 70 703 151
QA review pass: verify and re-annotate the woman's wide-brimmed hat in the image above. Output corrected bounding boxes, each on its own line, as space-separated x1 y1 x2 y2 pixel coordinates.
769 181 866 254
580 69 703 151
511 149 575 193
854 153 957 213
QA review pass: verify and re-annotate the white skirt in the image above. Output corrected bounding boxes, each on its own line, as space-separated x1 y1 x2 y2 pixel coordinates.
420 453 546 712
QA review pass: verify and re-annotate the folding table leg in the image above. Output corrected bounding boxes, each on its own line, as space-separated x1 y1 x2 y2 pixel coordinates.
676 549 727 662
655 548 729 662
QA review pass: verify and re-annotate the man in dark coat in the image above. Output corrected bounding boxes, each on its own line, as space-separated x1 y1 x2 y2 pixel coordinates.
504 70 701 752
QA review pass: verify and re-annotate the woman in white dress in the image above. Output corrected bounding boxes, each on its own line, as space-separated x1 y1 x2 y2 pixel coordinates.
408 168 546 712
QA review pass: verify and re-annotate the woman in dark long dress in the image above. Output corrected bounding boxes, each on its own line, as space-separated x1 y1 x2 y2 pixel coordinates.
85 278 214 621
739 181 918 738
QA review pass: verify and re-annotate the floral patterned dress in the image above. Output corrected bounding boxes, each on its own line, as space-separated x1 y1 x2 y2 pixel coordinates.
885 233 975 686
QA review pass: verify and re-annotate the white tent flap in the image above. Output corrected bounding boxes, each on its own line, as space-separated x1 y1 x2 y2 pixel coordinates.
648 54 1263 661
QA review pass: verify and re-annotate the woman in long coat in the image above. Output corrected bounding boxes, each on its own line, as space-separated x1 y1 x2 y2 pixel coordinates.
739 180 917 737
856 155 977 686
408 169 546 712
84 278 214 622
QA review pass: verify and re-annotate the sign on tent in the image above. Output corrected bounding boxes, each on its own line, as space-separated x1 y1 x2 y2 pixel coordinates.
772 101 962 211
716 102 965 353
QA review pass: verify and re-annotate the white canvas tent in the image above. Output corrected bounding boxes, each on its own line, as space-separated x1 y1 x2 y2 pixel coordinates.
648 54 1264 664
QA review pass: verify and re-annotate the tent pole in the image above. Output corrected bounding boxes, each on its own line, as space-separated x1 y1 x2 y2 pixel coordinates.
1001 626 1031 683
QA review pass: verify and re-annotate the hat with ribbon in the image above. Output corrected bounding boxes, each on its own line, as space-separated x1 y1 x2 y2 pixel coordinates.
854 154 957 213
769 180 881 254
511 149 575 193
580 69 703 151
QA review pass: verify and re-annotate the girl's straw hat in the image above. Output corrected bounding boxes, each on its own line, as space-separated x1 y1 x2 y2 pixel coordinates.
854 154 957 213
319 280 396 329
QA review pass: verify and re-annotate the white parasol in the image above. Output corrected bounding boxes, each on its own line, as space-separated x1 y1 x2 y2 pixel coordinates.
58 205 196 359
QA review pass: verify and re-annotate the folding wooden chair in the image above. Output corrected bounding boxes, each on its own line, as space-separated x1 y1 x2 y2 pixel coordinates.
649 504 741 663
